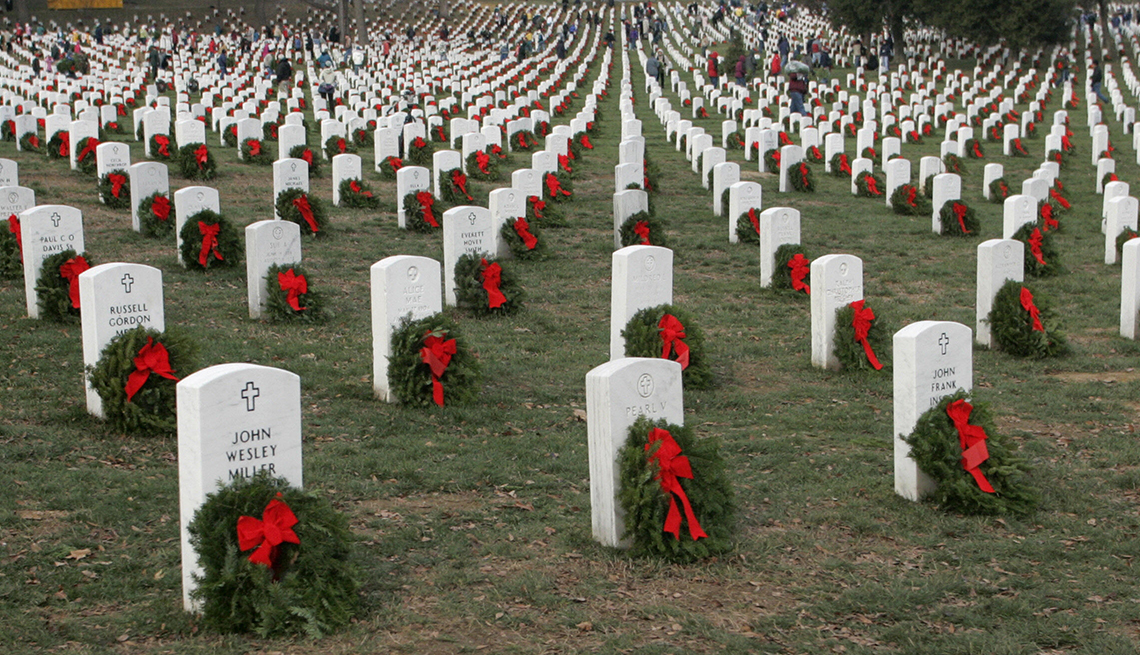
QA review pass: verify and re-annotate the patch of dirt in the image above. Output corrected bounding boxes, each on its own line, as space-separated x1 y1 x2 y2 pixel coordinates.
357 491 491 517
1048 370 1140 383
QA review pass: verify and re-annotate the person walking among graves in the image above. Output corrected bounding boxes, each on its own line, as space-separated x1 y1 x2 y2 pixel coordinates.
777 34 789 67
217 47 228 78
735 55 746 86
708 51 720 87
275 55 293 94
318 64 337 107
1090 59 1109 103
1056 51 1070 86
646 50 659 83
788 67 808 115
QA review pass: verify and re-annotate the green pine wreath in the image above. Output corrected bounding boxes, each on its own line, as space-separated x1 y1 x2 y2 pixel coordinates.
223 124 238 148
735 208 761 244
87 326 197 435
0 220 21 279
988 178 1011 203
923 174 935 199
337 178 380 209
942 153 966 176
829 153 851 178
644 155 660 193
964 137 985 159
275 189 329 237
287 145 322 178
861 146 881 166
622 304 713 389
465 151 501 182
1047 149 1065 168
378 155 402 180
139 191 175 238
500 217 549 260
1102 172 1121 189
854 171 885 198
903 389 1038 516
617 416 735 563
832 301 890 371
74 137 99 175
0 119 14 142
35 249 93 323
890 183 929 215
406 136 434 166
323 134 355 160
241 138 273 165
544 172 573 204
771 243 810 295
1116 229 1140 261
352 127 373 148
47 132 69 160
527 195 566 229
149 134 174 161
510 129 539 152
453 253 525 315
440 168 475 204
987 279 1069 358
1011 223 1062 277
261 122 279 141
97 170 131 209
763 148 780 173
387 313 481 406
177 143 218 181
938 200 981 237
19 132 43 153
402 191 443 232
789 162 815 192
264 263 325 321
179 210 243 270
719 188 731 218
187 471 358 637
619 211 668 247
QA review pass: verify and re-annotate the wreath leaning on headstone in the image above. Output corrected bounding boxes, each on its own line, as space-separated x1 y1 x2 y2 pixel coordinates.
619 211 668 248
510 129 539 152
387 313 481 406
98 169 131 209
187 471 358 637
402 191 443 232
527 195 565 229
0 215 21 279
500 217 549 260
287 145 322 178
618 416 735 563
1116 229 1140 261
35 249 93 323
19 132 43 153
440 167 475 204
854 171 885 198
406 136 434 166
622 304 713 389
0 119 14 142
453 253 525 315
87 326 197 436
275 189 328 237
832 300 890 371
178 143 218 181
890 183 930 216
964 137 985 159
223 124 238 148
789 162 815 192
323 134 355 160
1012 223 1062 277
938 200 981 237
942 153 966 176
465 150 500 182
988 178 1011 203
139 191 175 238
771 243 811 296
149 134 174 161
74 136 100 175
337 178 380 209
179 210 243 270
903 389 1038 516
47 132 70 160
352 127 373 148
241 138 272 165
262 121 279 141
264 263 325 321
544 171 573 203
987 279 1069 358
736 207 761 244
829 152 852 178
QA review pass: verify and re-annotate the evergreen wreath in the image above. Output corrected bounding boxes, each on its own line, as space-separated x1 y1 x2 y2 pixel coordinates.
19 132 43 153
500 217 549 260
725 130 746 150
617 416 735 563
223 124 238 148
861 146 880 166
644 156 661 193
275 189 329 236
510 129 539 153
97 170 131 209
789 162 815 192
964 137 985 159
923 174 935 199
241 138 272 165
987 280 1069 358
833 301 890 371
465 150 501 181
854 171 885 198
264 263 325 321
890 183 929 216
288 145 322 178
1047 149 1065 168
1038 200 1062 232
736 208 761 244
903 389 1038 516
771 243 810 295
620 211 668 247
387 313 481 406
0 219 20 279
527 195 566 228
747 141 760 160
942 153 965 176
545 172 573 203
139 191 175 238
906 129 923 144
1115 230 1140 260
74 137 99 175
1010 138 1030 157
1025 122 1038 138
262 122 279 141
35 249 93 323
179 210 243 270
453 254 525 315
351 127 373 148
805 145 825 164
1102 171 1120 189
938 200 981 236
337 178 380 209
87 326 197 436
440 167 475 204
406 136 434 166
323 134 355 160
763 148 780 173
829 153 852 178
378 155 403 180
47 132 69 160
402 191 443 232
622 304 713 390
0 119 13 142
186 471 359 637
149 134 174 160
1012 223 1062 277
988 178 1011 203
178 143 218 181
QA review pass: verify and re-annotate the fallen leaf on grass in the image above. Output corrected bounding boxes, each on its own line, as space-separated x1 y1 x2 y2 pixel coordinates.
17 510 69 521
577 621 593 631
66 549 91 561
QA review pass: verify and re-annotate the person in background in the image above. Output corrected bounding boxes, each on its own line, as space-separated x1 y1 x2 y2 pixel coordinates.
735 55 746 86
318 64 337 107
1090 59 1109 103
788 66 808 115
708 50 719 87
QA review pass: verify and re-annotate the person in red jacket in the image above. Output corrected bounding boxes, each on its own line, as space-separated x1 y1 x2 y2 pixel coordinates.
708 51 719 87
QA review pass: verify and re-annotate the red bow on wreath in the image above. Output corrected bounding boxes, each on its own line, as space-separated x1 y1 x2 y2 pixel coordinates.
906 186 919 208
1028 228 1046 266
416 191 438 227
420 333 457 406
78 137 99 163
558 154 572 174
194 144 209 169
7 214 21 258
349 180 372 198
788 253 811 294
480 258 506 309
849 300 883 370
645 428 708 541
546 174 570 198
838 154 852 176
1040 204 1058 231
59 255 90 309
57 132 70 157
247 139 261 157
517 132 528 148
475 150 491 174
197 221 224 267
151 195 171 221
277 268 308 311
108 173 126 198
124 337 180 401
747 208 759 234
951 202 971 234
529 196 545 220
154 134 170 157
236 497 300 569
1019 287 1045 332
972 141 984 158
451 170 472 201
336 137 347 154
633 220 651 245
580 134 593 149
945 400 996 494
1049 188 1070 210
512 217 538 250
292 194 319 233
658 314 690 370
413 136 426 149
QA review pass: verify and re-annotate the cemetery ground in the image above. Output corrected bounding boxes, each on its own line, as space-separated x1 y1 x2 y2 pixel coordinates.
3 62 1140 654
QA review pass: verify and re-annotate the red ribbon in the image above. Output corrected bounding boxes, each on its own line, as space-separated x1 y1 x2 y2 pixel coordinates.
59 255 90 308
108 173 126 198
747 208 759 234
416 191 438 227
336 137 347 154
580 135 593 149
295 148 312 167
7 214 21 258
633 220 651 245
57 132 70 157
28 135 40 149
529 196 545 220
151 195 171 221
699 107 709 118
480 258 507 308
952 202 971 234
517 132 528 148
972 141 983 158
558 154 572 173
1019 286 1045 332
1041 204 1058 231
1054 180 1064 191
349 180 373 198
1049 188 1070 209
864 175 881 196
491 144 505 159
247 139 261 157
799 163 810 189
658 314 690 370
906 186 918 208
645 428 708 541
865 147 877 160
124 337 180 401
77 137 99 163
546 173 570 197
236 498 300 568
420 333 457 406
512 217 538 249
277 268 308 311
197 221 224 267
475 150 491 174
117 105 126 116
292 194 319 233
1061 135 1072 151
435 126 446 141
194 144 209 168
788 253 811 294
450 170 472 200
850 300 883 370
838 154 852 175
1028 228 1046 266
154 134 170 156
945 400 996 494
1014 139 1027 154
770 150 781 169
413 136 426 149
809 146 822 160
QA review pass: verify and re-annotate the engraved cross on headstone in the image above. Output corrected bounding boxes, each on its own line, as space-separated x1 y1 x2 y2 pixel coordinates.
938 332 949 355
50 212 61 228
120 273 134 293
240 381 260 412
